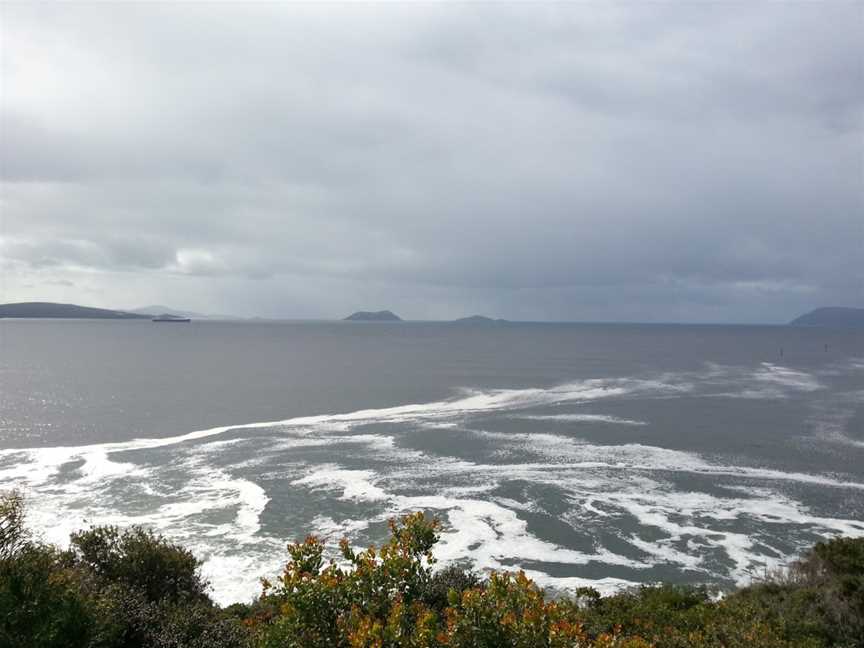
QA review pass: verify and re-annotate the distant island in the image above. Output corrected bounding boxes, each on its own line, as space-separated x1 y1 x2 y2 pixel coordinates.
0 302 148 320
452 315 508 324
130 305 241 320
344 310 402 321
790 307 864 328
151 313 191 323
131 305 207 319
8 301 863 327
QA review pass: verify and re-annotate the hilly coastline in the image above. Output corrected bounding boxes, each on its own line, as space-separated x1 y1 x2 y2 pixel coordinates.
790 307 864 328
6 301 864 327
0 302 148 320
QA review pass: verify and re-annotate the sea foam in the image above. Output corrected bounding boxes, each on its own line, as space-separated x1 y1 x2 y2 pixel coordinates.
2 365 863 606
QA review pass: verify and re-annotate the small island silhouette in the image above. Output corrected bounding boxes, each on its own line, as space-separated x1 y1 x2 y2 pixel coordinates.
344 310 402 321
452 315 508 324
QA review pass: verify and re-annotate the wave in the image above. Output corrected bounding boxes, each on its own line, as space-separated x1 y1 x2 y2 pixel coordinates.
0 376 678 490
2 367 863 606
514 414 647 425
754 363 823 392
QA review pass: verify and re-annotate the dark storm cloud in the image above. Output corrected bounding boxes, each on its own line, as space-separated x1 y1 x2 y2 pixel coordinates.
1 3 861 321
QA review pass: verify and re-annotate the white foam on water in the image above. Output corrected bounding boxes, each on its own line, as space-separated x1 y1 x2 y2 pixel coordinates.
707 388 790 400
526 572 641 597
3 367 863 605
285 449 863 590
805 389 864 449
453 427 864 491
818 357 864 376
559 478 864 584
308 515 372 540
200 553 270 605
515 414 647 425
385 494 646 573
77 450 141 484
230 477 269 538
197 537 290 606
753 363 823 393
692 362 828 400
293 467 389 502
464 431 864 491
0 375 664 488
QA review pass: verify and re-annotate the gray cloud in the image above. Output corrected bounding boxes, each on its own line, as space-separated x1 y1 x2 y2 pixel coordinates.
1 3 861 321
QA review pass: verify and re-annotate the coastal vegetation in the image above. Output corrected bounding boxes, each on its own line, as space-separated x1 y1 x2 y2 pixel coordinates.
2 491 862 648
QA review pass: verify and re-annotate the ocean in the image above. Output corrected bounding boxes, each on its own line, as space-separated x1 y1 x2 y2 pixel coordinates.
1 319 862 605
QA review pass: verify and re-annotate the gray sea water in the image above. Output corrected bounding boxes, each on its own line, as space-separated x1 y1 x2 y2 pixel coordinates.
1 319 862 604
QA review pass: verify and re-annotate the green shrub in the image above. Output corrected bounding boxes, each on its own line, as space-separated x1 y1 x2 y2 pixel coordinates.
723 536 864 648
579 583 714 636
0 489 27 560
0 492 248 648
70 525 208 604
253 512 442 648
417 564 481 613
0 541 95 648
4 489 864 648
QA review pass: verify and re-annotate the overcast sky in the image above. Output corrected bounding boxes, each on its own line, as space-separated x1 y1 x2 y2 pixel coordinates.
1 3 861 322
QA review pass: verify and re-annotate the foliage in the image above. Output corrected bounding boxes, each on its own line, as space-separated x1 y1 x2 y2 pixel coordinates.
0 489 27 559
416 564 480 613
70 525 208 604
575 583 816 648
721 537 864 648
0 491 248 648
0 541 94 648
801 536 864 636
250 514 864 648
252 512 442 648
3 489 864 648
441 570 642 648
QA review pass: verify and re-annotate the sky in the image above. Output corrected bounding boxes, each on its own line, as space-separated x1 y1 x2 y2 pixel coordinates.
1 2 862 322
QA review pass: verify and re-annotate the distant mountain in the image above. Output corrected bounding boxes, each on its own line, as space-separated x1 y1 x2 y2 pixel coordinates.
131 305 207 318
790 307 864 328
452 315 508 324
344 310 402 321
0 302 148 319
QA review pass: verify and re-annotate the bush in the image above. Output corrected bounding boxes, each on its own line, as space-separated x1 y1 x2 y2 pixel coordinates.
417 564 481 613
0 489 27 559
0 492 248 648
802 536 864 635
70 525 208 604
251 514 860 648
577 584 716 639
722 537 864 648
4 489 864 648
252 512 442 648
251 512 655 647
66 526 249 648
0 541 95 648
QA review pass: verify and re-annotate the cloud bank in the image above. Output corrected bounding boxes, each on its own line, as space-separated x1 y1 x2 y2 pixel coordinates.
1 3 861 321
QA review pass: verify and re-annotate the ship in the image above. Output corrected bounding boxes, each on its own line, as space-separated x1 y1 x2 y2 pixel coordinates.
151 314 191 323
